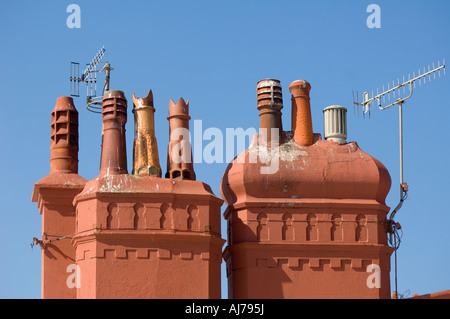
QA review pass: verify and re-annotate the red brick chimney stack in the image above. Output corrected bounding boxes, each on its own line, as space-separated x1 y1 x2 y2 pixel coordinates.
221 79 393 299
32 97 87 299
34 89 224 299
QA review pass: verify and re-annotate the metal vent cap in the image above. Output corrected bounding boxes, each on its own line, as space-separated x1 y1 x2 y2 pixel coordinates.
323 105 347 144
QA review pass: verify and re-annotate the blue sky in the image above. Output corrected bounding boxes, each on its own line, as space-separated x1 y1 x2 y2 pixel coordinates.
1 0 449 299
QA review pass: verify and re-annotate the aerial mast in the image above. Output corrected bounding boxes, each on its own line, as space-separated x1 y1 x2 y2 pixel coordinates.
353 60 445 225
353 59 445 297
69 46 115 166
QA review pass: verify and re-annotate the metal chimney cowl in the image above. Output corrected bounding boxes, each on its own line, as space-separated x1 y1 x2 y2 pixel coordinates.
323 105 347 144
256 79 283 146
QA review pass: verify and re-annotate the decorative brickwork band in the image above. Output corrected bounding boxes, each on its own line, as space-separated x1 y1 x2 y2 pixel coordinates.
100 90 128 175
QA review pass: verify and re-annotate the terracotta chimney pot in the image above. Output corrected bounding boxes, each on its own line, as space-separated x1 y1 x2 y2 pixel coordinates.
100 90 128 175
132 89 161 177
50 96 79 173
166 98 195 180
289 80 313 146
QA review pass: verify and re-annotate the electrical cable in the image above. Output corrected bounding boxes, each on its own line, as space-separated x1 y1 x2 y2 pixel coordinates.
387 185 407 299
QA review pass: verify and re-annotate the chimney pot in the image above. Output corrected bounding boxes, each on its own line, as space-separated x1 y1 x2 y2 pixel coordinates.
166 98 195 180
289 80 313 146
323 105 347 144
132 89 162 177
256 79 283 146
100 90 128 175
50 96 79 173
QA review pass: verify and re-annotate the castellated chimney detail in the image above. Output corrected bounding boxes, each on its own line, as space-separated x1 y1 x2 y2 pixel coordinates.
100 90 128 175
50 96 79 173
132 89 162 177
165 98 196 180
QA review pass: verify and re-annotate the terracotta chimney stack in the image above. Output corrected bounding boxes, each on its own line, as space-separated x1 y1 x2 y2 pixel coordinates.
289 80 313 146
50 96 79 173
256 79 283 145
165 98 195 180
32 96 87 298
100 90 128 175
132 89 162 177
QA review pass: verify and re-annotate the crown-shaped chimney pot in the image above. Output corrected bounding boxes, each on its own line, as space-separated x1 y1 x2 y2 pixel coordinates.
166 98 195 180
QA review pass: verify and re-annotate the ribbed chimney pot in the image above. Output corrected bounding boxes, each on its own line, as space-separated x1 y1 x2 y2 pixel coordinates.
50 96 79 173
256 79 283 146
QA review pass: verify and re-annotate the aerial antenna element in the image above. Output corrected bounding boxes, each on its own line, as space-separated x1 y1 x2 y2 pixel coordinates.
353 60 445 223
353 60 445 222
69 46 114 113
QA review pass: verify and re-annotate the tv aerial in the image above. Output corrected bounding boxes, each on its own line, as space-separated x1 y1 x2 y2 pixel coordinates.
69 46 113 113
352 59 445 297
353 60 445 225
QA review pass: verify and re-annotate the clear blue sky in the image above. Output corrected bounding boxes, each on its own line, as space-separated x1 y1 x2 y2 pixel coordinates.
1 0 449 299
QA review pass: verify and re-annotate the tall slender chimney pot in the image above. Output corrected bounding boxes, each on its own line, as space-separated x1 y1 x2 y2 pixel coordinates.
289 80 313 146
100 90 128 175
